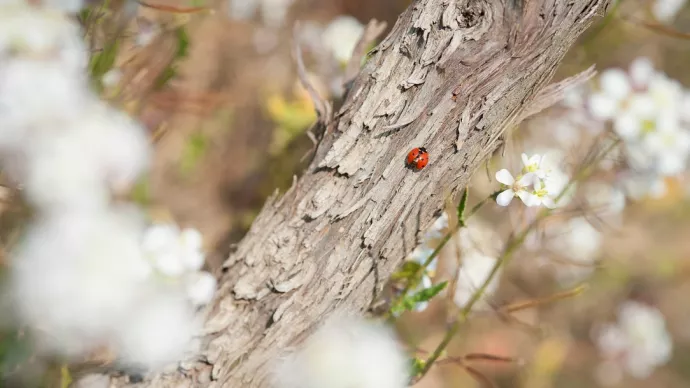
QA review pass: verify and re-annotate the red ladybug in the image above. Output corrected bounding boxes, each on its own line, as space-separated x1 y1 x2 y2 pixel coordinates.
406 147 429 170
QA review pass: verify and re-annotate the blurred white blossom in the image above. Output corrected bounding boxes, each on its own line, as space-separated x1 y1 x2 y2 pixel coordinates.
594 301 672 384
454 219 502 311
587 58 690 199
545 217 601 284
272 315 409 388
322 15 364 64
227 0 294 27
584 181 627 223
1 4 215 373
652 0 687 23
142 223 205 276
9 208 151 358
115 291 201 371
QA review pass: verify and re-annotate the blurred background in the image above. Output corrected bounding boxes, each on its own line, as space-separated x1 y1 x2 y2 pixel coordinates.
2 0 690 387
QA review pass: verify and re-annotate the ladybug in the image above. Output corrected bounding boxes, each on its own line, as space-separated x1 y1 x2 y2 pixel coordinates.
406 147 429 170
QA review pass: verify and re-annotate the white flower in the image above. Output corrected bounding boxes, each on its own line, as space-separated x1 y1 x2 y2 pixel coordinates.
272 315 409 388
521 153 547 178
408 245 436 273
184 271 217 306
260 0 294 26
454 251 500 310
620 173 668 200
115 291 200 371
545 217 601 284
227 0 259 20
629 57 655 89
142 223 207 277
652 0 687 23
321 16 365 64
0 58 91 151
588 69 631 121
21 127 111 212
531 179 557 209
453 220 502 311
135 20 159 47
423 211 449 241
594 301 672 383
17 103 151 210
8 208 151 358
642 113 690 176
542 168 575 207
495 169 538 207
0 6 87 68
584 182 627 220
102 68 122 89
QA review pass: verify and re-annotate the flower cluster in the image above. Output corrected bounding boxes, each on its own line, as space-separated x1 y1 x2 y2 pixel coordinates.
272 315 409 388
142 223 217 306
593 300 672 385
1 3 215 372
588 58 690 199
495 153 570 208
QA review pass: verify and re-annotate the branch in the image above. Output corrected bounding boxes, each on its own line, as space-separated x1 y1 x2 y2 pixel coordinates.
108 0 611 386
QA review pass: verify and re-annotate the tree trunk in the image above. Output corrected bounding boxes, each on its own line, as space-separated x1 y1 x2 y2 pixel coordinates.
113 0 610 386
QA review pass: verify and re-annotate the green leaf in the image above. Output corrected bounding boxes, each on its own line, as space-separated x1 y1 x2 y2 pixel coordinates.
77 6 92 24
391 261 422 281
89 38 120 83
0 329 33 377
60 365 72 388
410 281 448 304
179 132 208 176
410 357 426 379
391 281 448 316
153 66 178 90
457 187 469 226
131 177 151 206
174 26 190 60
153 26 190 90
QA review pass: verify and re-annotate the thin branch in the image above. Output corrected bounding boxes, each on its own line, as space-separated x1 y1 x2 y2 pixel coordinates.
292 22 332 125
343 19 388 86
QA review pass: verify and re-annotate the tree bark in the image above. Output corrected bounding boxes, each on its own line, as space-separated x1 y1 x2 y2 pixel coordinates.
113 0 610 386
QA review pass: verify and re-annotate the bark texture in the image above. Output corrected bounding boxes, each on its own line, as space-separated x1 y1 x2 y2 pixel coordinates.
113 0 610 386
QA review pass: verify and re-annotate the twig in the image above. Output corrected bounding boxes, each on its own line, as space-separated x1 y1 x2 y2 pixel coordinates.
619 13 690 40
518 65 597 122
418 139 621 378
343 19 388 86
292 22 332 125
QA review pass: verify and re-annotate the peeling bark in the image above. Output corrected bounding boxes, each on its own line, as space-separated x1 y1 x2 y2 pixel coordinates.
112 0 610 386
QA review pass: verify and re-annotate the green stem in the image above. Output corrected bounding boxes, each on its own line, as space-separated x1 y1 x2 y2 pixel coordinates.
385 191 500 320
417 137 620 377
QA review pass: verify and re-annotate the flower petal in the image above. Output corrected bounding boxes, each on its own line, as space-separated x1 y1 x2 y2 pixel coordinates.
613 113 641 140
629 57 655 89
600 68 632 99
495 169 515 185
496 189 515 206
517 172 536 187
588 93 619 120
541 196 557 209
517 191 539 207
